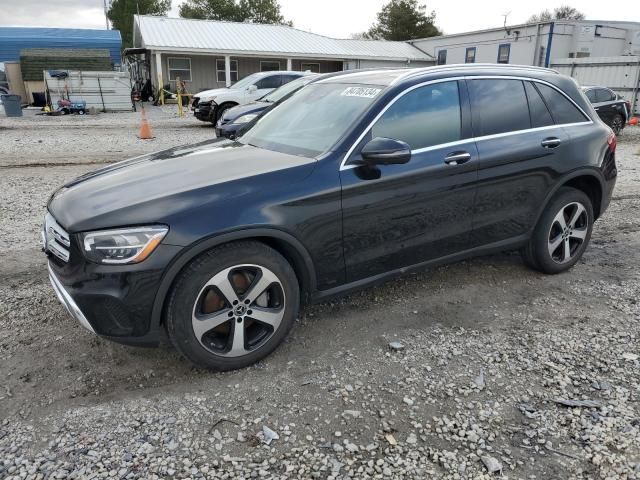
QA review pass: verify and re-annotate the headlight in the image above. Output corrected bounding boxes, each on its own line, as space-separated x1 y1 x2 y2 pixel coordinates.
200 96 216 103
81 226 168 264
234 113 259 124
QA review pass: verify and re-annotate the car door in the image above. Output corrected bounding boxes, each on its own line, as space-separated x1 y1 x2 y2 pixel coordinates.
251 74 282 102
468 78 575 247
340 80 479 282
593 88 616 125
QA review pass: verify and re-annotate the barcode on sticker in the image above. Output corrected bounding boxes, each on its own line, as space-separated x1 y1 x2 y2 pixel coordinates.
341 87 381 98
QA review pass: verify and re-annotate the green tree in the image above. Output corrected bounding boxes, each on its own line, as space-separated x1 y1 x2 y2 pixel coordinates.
179 0 243 21
528 5 585 23
365 0 441 41
179 0 291 24
108 0 171 48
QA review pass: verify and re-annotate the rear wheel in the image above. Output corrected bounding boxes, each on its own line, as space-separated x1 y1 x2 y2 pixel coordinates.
166 241 300 370
522 187 593 274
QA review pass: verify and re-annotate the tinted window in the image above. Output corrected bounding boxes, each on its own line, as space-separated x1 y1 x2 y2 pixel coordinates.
596 88 615 103
524 82 554 128
469 79 530 136
536 83 588 124
281 75 301 84
585 89 597 103
256 75 282 89
371 81 461 150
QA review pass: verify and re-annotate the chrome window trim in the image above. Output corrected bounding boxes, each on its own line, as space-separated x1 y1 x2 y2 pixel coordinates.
339 75 593 171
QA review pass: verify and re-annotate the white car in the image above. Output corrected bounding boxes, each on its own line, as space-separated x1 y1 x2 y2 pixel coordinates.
192 71 310 123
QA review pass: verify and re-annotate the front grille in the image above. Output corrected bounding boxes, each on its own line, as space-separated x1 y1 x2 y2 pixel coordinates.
43 213 70 263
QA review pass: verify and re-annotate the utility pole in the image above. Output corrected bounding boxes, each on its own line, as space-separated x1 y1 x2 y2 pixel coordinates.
103 0 110 29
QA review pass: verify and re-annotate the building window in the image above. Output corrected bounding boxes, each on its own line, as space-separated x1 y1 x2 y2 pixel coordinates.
301 63 320 73
260 61 281 72
216 59 238 83
167 57 191 82
437 50 447 65
497 44 510 64
465 47 476 63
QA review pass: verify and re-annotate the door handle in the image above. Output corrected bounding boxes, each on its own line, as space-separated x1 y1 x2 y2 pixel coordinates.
541 137 562 149
444 151 471 165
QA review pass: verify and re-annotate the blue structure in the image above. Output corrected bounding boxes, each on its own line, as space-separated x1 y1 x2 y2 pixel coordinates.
0 27 122 65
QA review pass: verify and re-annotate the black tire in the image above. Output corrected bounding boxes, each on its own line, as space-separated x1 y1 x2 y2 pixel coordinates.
611 114 624 135
213 103 235 124
166 241 300 371
522 187 594 274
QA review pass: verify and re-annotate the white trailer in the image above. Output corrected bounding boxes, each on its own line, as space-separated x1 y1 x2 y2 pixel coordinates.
44 70 133 112
551 56 640 116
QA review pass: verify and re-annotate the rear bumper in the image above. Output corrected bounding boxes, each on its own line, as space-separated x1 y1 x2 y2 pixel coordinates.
48 263 95 334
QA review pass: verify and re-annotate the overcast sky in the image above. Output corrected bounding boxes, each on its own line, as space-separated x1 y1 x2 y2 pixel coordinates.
0 0 630 38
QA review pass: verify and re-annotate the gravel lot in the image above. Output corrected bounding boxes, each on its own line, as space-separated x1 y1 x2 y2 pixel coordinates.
1 111 639 479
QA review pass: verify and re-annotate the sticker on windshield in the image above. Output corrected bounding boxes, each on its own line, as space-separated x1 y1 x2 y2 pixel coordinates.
341 87 381 98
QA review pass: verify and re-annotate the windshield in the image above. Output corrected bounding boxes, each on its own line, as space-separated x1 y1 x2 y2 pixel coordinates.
239 83 383 157
230 73 263 90
261 76 310 103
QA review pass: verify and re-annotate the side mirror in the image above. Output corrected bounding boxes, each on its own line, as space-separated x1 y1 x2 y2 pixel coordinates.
247 85 258 93
360 137 411 165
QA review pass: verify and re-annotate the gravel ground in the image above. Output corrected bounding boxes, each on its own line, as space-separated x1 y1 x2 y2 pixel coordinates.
0 118 639 479
0 106 215 167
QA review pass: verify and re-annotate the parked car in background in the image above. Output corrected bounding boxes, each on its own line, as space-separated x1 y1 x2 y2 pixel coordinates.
582 86 630 134
215 74 319 139
192 71 310 124
44 65 616 371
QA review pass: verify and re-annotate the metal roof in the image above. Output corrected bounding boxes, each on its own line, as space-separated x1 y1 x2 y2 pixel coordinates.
135 16 432 62
0 27 122 65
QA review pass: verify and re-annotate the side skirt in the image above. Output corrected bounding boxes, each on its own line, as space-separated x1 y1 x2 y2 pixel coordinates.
311 234 529 304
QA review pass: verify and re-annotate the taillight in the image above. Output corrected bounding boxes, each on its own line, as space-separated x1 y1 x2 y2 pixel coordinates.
607 132 617 152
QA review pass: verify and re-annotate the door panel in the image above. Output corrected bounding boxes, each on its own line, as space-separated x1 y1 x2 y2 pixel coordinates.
471 128 569 246
340 80 478 282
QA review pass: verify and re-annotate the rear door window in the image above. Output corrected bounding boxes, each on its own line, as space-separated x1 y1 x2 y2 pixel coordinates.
595 88 615 103
371 81 462 150
468 79 531 136
535 83 588 124
524 81 554 128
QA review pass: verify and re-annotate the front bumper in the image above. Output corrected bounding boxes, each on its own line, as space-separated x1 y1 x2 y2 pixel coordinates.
48 263 95 334
193 101 216 122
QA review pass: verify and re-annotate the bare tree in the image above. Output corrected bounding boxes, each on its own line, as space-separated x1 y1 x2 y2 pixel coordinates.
528 5 585 23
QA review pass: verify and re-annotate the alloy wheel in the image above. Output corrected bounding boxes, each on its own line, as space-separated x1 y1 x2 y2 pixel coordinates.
547 201 589 264
612 116 623 135
191 264 286 357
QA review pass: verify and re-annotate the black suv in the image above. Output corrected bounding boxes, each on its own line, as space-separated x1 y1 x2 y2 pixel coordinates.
582 86 630 134
44 65 617 370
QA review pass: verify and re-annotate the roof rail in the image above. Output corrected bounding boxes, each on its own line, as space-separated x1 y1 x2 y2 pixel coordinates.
393 63 559 84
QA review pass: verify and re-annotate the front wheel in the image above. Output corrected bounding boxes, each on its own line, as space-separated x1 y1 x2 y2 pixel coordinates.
166 241 300 371
611 114 624 135
522 187 594 274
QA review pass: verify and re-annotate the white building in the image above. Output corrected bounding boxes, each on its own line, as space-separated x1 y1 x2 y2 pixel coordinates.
132 15 434 94
410 20 640 67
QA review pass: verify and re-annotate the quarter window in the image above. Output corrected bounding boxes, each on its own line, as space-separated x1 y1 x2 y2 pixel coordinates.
216 59 238 83
469 79 530 136
167 57 192 82
524 81 554 128
536 83 588 124
371 81 462 150
497 44 510 64
465 47 476 63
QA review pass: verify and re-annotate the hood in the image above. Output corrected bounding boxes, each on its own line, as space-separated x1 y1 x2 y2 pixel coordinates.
48 139 316 233
195 87 232 99
223 102 269 122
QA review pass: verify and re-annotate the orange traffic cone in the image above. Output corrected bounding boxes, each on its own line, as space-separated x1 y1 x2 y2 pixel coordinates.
138 108 154 139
